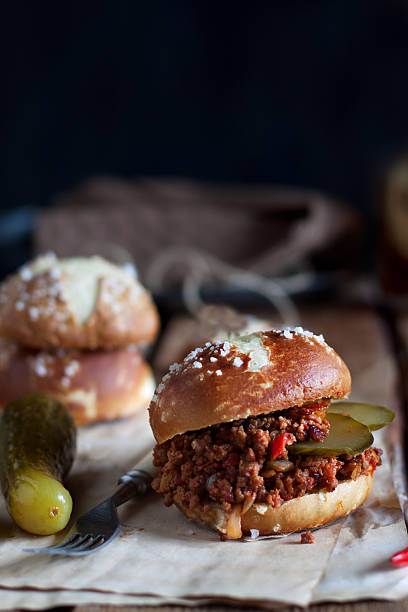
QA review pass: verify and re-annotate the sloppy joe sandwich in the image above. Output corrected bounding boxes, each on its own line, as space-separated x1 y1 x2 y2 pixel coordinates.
0 254 159 425
149 328 392 539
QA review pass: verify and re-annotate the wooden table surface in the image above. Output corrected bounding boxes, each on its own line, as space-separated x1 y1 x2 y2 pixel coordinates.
7 301 408 611
73 604 408 612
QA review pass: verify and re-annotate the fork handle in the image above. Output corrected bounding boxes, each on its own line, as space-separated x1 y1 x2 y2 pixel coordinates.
111 469 152 508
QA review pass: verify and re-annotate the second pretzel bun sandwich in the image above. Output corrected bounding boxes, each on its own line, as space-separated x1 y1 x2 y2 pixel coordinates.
149 329 386 539
0 254 159 425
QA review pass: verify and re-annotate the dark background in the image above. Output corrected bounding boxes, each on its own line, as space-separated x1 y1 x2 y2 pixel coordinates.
3 0 408 273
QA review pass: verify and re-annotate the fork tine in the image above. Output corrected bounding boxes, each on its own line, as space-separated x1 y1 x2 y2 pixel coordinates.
62 535 107 555
71 535 99 552
91 535 105 547
23 533 80 554
24 536 95 555
52 534 81 549
24 527 119 555
62 534 92 550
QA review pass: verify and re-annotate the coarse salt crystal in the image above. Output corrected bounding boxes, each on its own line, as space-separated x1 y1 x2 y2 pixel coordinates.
215 370 222 376
156 382 165 393
101 290 113 304
219 341 231 357
34 363 47 377
249 529 259 539
15 301 25 311
255 504 267 515
49 267 61 280
54 310 68 322
48 285 60 297
43 251 56 260
193 361 202 369
185 347 203 362
274 326 326 345
169 362 181 373
293 326 326 345
210 356 217 362
29 306 39 321
233 357 243 367
122 262 137 278
272 523 281 532
20 267 33 281
152 393 158 403
64 360 80 378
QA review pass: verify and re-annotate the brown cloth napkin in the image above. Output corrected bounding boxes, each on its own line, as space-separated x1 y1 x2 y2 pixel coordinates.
34 177 360 284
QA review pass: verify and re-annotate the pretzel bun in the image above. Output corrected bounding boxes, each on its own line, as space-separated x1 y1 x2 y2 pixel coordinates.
0 254 159 349
0 341 155 425
149 329 351 444
174 474 373 538
241 473 373 535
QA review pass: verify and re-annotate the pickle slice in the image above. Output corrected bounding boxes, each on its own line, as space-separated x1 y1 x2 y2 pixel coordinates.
289 413 373 457
328 401 394 431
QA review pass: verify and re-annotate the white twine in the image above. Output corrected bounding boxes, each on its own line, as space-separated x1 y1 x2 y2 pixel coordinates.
146 247 300 327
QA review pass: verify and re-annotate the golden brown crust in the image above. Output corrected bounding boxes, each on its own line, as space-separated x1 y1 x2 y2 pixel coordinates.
173 474 373 538
241 473 373 535
0 255 159 349
149 330 351 443
0 341 155 426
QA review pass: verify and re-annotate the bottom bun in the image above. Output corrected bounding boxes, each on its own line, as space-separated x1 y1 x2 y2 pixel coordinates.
0 341 155 426
241 473 373 535
174 473 373 539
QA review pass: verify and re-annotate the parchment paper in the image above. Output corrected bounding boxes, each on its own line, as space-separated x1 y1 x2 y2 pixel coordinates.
0 312 407 609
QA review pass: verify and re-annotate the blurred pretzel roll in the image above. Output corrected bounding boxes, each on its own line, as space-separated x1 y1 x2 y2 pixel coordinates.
0 341 155 425
0 254 159 425
0 254 159 349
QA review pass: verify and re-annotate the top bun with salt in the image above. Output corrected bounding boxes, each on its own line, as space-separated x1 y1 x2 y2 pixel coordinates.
149 328 351 444
0 254 159 349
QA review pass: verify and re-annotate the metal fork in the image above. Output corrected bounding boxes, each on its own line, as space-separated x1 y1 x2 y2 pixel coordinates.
24 464 153 556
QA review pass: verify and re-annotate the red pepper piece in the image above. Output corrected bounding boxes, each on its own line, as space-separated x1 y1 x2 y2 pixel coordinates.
270 433 292 460
390 547 408 567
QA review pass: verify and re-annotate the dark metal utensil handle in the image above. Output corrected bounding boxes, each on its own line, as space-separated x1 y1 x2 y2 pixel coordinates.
112 469 152 507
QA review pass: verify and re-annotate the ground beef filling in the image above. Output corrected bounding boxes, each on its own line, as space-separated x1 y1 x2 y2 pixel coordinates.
152 402 382 513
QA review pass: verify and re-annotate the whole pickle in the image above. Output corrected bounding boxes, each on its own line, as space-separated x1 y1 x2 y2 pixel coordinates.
0 392 76 535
